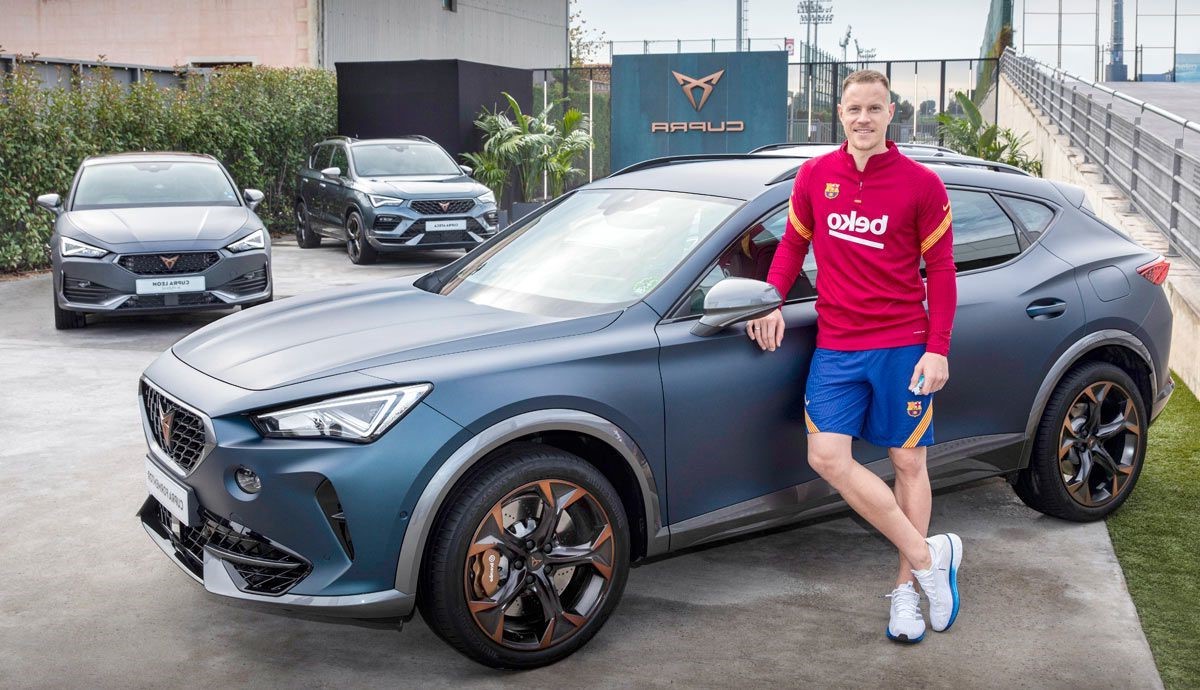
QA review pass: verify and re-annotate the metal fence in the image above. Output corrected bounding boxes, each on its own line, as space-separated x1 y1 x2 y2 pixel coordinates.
0 54 191 91
1002 47 1200 267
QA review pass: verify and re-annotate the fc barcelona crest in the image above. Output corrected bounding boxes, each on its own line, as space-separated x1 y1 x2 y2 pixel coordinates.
824 183 840 199
907 401 923 418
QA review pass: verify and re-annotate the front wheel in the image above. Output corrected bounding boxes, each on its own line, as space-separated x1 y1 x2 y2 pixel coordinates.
345 210 377 265
53 291 86 329
1013 361 1147 521
418 443 629 669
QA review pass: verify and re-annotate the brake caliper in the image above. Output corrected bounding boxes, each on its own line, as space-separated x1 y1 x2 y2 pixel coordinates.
472 547 503 597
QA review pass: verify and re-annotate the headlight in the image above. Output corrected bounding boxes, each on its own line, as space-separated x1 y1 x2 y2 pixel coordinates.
368 194 404 207
226 228 265 253
252 384 432 443
60 236 108 258
477 190 496 205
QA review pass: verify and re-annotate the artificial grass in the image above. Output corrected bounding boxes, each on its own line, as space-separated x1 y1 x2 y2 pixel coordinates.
1108 373 1200 689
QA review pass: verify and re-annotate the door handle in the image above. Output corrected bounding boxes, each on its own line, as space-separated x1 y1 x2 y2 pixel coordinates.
319 183 326 188
1026 299 1067 320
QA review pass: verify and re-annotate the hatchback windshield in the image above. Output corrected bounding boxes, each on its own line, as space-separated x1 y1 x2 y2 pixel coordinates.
440 189 740 317
353 143 461 177
72 162 239 210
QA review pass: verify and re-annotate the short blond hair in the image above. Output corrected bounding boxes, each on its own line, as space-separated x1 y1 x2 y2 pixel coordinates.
842 69 890 93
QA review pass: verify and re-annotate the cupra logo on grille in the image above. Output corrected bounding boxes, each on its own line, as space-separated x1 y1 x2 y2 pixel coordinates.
157 402 175 453
652 67 744 133
438 201 451 212
672 69 725 111
159 255 180 269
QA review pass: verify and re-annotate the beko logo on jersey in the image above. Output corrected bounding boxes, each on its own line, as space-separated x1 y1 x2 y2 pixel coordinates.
826 211 889 249
826 211 889 235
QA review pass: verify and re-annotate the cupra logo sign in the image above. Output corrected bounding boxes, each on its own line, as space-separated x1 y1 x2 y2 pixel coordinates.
652 68 745 133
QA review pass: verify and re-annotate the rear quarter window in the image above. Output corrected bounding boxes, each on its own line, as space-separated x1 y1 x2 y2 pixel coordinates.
1001 195 1056 239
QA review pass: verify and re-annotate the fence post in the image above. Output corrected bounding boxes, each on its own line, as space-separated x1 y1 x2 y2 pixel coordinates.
1102 104 1112 182
1131 118 1142 208
1167 140 1183 257
1083 96 1093 164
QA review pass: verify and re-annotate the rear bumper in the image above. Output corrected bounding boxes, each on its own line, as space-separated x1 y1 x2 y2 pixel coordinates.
1151 376 1174 424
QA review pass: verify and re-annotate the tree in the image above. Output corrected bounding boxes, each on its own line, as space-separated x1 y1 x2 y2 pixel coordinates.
569 0 607 66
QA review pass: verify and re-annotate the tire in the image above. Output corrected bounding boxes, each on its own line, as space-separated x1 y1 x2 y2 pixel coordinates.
345 210 377 265
294 201 321 248
53 290 86 330
418 443 630 669
1013 361 1147 521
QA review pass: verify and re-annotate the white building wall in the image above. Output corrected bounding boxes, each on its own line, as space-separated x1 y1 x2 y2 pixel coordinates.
321 0 567 69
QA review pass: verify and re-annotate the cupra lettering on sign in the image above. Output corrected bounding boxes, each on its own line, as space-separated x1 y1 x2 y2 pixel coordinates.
651 68 745 133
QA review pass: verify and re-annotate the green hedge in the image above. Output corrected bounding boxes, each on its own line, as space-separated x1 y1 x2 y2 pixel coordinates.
0 62 336 272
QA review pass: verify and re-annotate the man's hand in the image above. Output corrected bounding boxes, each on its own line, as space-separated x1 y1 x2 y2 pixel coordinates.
911 352 949 394
746 310 785 351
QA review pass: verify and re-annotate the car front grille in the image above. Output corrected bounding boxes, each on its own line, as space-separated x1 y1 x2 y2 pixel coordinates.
222 268 269 295
377 217 492 245
147 500 311 596
141 382 208 473
411 199 475 215
119 293 220 309
118 252 220 275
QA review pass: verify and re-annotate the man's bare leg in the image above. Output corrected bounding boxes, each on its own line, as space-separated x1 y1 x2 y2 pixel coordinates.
890 446 931 587
807 432 931 570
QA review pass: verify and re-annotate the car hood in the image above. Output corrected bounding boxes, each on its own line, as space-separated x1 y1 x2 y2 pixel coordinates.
171 279 618 390
64 206 253 245
358 176 486 199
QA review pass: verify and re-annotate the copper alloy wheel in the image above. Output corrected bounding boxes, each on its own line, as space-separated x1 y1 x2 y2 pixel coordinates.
346 215 361 259
463 479 616 651
1057 380 1142 507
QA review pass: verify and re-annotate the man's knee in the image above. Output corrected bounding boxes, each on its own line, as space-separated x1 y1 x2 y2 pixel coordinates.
807 439 853 480
890 447 927 479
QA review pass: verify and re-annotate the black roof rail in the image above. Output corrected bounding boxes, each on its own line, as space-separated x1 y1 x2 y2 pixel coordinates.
906 156 1032 175
609 153 779 177
750 141 961 155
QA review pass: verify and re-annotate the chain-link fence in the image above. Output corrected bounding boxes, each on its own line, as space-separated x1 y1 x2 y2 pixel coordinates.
1002 47 1200 267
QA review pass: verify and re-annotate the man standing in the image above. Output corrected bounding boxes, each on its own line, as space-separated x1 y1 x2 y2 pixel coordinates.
746 70 959 644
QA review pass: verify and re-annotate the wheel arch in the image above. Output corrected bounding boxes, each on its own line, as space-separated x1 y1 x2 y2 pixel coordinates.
393 409 668 597
1017 329 1155 472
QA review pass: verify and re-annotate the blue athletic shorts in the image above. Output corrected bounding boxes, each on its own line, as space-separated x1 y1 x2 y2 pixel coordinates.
803 344 935 448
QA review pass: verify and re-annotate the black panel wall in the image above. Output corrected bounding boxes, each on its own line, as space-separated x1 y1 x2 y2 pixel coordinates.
336 60 532 160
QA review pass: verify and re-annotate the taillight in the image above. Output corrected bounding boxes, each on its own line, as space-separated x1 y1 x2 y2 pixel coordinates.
1136 257 1170 285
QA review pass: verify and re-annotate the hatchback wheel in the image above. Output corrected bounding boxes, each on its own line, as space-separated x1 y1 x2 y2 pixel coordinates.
418 443 629 669
345 210 377 265
1014 361 1146 521
53 290 86 329
294 201 321 248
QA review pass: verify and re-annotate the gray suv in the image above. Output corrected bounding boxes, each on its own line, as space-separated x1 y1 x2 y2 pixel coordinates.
295 136 499 264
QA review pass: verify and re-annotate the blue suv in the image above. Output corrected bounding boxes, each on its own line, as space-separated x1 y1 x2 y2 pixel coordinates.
295 136 499 263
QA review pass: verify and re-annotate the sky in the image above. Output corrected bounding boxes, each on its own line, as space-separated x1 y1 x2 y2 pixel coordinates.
573 0 1200 80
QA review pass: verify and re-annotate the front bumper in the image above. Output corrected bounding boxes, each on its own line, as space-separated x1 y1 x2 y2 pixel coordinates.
135 353 464 619
57 248 270 314
366 206 498 251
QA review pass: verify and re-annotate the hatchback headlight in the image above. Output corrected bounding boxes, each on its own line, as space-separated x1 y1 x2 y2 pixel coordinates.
226 228 266 253
252 384 432 443
477 190 496 205
60 236 108 258
368 194 405 207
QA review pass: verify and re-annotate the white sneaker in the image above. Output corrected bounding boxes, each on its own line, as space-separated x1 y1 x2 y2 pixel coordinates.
911 533 962 632
886 581 925 643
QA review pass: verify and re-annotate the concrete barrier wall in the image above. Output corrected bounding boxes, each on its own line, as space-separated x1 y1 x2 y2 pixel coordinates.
998 74 1200 397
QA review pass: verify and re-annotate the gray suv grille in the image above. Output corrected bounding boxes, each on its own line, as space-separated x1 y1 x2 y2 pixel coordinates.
411 199 474 215
142 382 208 472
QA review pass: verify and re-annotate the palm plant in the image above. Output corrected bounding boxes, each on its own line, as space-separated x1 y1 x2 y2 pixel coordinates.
500 92 555 203
545 107 591 198
461 104 516 207
937 91 1042 176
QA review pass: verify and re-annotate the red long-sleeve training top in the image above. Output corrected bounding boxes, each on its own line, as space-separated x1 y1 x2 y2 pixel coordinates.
766 141 957 356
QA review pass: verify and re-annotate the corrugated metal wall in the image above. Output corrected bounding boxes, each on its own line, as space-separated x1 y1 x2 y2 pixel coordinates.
321 0 567 69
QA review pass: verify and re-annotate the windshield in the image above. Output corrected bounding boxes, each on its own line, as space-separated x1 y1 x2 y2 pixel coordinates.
440 189 740 317
353 143 461 177
72 162 239 210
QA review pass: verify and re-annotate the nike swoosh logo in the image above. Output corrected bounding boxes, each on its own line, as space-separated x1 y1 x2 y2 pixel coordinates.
942 203 950 211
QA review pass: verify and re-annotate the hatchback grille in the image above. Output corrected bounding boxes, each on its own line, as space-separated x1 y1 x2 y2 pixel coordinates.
411 199 475 215
146 501 311 596
120 293 219 309
141 382 208 473
119 252 220 275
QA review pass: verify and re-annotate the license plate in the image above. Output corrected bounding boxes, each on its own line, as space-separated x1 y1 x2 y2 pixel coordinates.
136 276 205 295
145 457 193 527
426 219 467 231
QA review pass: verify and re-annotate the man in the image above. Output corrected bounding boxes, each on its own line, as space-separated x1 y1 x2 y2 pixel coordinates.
746 70 960 644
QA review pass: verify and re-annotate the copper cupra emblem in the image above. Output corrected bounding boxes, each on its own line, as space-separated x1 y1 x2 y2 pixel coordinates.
438 202 451 212
160 255 180 269
158 402 175 452
671 69 726 111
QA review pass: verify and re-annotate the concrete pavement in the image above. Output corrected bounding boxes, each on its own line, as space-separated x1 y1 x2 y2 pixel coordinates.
0 239 1162 688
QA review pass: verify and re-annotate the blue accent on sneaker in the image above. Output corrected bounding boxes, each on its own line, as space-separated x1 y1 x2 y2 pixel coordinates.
946 538 961 630
886 628 925 644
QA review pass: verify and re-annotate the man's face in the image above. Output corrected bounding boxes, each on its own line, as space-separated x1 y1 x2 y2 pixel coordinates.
838 81 895 154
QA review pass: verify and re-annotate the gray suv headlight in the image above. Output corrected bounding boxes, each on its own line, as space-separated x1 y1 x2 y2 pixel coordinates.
226 228 265 253
252 384 432 442
368 194 405 207
477 190 496 205
61 236 108 258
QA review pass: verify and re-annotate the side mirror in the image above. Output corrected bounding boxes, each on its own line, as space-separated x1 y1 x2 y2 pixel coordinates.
691 278 782 337
321 167 342 180
36 193 63 215
243 189 264 211
459 164 474 176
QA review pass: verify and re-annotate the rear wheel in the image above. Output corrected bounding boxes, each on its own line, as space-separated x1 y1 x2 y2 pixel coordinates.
1013 361 1146 521
53 290 86 329
294 201 321 248
418 443 629 669
345 210 377 265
